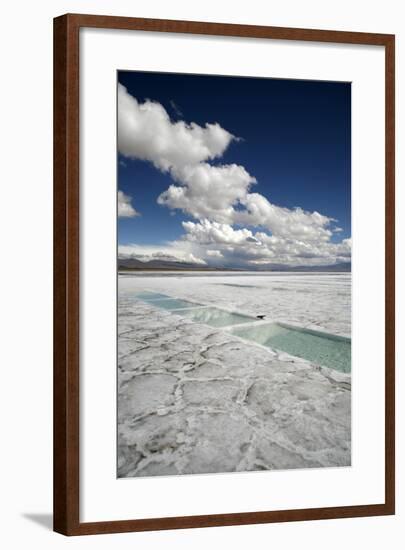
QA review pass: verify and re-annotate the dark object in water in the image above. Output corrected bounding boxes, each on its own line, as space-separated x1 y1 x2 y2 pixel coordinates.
256 315 266 320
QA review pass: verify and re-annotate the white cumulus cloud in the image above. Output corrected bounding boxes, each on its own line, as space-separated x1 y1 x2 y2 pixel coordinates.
183 220 257 246
181 220 350 267
158 163 256 223
118 190 139 218
235 193 334 242
118 83 235 172
206 249 223 258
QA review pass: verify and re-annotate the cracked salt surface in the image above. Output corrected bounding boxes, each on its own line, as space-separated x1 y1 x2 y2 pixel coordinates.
118 272 351 477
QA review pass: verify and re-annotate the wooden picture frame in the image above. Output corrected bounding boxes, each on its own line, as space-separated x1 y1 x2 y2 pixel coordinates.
53 13 395 536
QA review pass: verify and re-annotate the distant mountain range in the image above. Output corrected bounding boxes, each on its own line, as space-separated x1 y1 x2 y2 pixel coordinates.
118 258 233 271
254 262 351 272
118 257 351 272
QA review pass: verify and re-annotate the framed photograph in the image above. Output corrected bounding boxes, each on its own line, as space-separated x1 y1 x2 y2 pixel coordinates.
53 14 395 535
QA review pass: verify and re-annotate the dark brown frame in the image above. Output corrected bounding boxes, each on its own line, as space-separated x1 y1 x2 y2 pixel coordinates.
54 13 395 536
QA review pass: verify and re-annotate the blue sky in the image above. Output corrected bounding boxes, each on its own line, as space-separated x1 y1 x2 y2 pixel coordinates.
117 71 351 268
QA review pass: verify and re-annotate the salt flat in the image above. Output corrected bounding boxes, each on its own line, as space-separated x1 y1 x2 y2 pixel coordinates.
119 271 351 337
118 272 351 477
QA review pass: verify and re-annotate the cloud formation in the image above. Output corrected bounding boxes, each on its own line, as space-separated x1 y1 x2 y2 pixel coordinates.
118 190 139 218
118 84 235 172
183 220 258 246
158 163 256 223
180 220 351 267
117 86 350 268
235 193 334 242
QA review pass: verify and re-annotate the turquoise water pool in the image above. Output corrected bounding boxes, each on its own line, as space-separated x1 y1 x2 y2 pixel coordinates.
231 323 351 373
135 292 172 301
137 291 254 327
176 307 254 328
146 298 201 310
135 291 350 372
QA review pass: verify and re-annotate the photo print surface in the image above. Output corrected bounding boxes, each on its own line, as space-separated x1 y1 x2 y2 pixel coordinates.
117 71 351 478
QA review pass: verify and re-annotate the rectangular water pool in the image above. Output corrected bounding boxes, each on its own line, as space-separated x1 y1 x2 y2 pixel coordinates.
231 323 351 373
135 292 172 301
145 298 201 310
176 307 254 328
